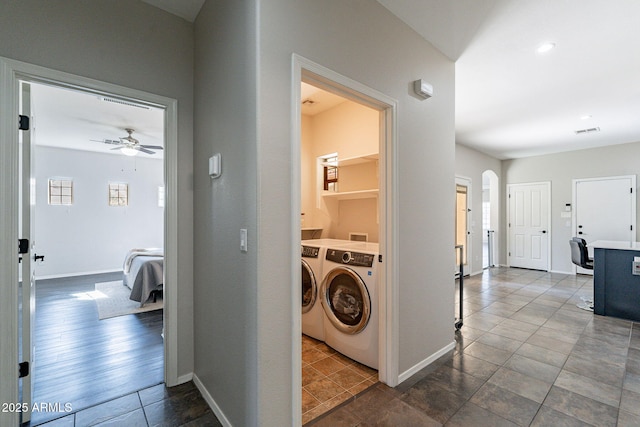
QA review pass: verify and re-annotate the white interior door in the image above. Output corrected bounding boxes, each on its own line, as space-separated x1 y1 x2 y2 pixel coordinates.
508 182 550 271
19 81 37 424
574 176 636 274
455 177 472 275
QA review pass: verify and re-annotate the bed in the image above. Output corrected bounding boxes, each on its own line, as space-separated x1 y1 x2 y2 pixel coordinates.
123 248 164 306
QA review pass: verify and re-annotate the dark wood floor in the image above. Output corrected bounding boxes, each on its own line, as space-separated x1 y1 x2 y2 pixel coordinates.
27 272 164 426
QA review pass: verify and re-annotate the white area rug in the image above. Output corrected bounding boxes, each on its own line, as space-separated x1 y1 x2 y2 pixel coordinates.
91 280 163 320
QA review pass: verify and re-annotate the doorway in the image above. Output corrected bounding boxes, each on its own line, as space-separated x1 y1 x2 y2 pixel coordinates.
507 182 551 271
572 175 636 274
23 81 165 425
482 170 499 269
455 177 472 276
292 54 398 426
0 57 180 427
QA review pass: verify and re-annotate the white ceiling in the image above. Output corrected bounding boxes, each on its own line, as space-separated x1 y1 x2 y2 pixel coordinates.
35 1 640 161
31 83 164 159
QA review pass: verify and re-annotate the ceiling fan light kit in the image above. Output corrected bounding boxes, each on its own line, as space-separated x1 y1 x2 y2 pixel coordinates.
92 128 163 156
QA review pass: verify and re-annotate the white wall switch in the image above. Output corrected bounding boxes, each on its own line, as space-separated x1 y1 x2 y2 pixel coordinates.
240 228 248 252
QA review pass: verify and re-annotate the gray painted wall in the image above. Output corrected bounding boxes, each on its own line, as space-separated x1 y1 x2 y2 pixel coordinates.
193 1 258 425
503 140 640 273
34 147 164 278
456 144 502 274
0 0 195 378
195 1 454 424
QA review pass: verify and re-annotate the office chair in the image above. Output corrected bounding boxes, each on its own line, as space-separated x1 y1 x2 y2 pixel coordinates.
569 239 594 270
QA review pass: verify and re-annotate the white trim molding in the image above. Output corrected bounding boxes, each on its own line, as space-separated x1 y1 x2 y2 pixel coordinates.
398 341 456 384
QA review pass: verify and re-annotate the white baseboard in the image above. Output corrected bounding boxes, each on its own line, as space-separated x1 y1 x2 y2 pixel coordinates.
397 341 455 384
176 372 193 384
193 373 233 427
36 269 121 280
550 269 575 275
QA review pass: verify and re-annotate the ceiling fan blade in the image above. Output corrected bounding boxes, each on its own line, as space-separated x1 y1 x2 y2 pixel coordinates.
91 138 122 145
137 147 156 155
140 145 163 150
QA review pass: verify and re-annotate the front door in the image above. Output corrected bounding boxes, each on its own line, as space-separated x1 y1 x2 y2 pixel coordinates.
574 176 636 274
508 182 550 271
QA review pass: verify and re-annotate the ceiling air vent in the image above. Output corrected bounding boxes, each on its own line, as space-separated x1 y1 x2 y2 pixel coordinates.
302 99 316 105
574 127 600 135
100 96 150 110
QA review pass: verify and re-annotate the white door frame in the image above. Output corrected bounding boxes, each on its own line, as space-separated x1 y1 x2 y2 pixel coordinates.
506 181 551 271
571 175 637 274
0 57 180 425
455 176 472 276
292 54 398 425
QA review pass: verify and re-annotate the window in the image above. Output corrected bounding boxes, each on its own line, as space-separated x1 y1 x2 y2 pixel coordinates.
322 154 338 192
48 178 73 205
108 183 128 206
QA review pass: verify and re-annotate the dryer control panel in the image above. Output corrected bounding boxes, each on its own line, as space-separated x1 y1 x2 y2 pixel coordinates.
301 245 320 258
326 249 375 267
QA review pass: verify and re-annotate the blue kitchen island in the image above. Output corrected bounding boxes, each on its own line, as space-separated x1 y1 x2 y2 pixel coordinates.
592 240 640 322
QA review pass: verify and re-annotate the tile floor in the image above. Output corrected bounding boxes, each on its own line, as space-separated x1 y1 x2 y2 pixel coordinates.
308 267 640 426
302 335 379 424
34 382 221 427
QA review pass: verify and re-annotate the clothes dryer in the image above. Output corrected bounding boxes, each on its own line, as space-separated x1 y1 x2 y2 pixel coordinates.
320 242 379 369
301 241 325 341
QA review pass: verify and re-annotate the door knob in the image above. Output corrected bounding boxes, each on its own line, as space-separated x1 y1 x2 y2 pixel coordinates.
541 230 547 234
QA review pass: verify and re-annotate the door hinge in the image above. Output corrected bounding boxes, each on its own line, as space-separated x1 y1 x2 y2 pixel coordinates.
632 225 634 231
378 254 382 263
631 188 633 194
509 252 511 257
19 115 29 131
18 361 29 378
18 238 29 254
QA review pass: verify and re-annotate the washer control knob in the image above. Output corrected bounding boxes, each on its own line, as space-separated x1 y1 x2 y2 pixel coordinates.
342 251 352 263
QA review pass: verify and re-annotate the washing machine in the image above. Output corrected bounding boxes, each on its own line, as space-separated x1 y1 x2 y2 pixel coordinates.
320 242 379 369
301 241 325 341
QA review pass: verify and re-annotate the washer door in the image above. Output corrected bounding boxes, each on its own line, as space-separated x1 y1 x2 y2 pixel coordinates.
301 259 317 314
321 267 371 334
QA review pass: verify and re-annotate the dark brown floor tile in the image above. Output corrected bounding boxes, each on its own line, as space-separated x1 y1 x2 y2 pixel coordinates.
92 408 147 427
138 382 198 407
143 386 213 427
503 354 560 384
562 354 625 387
617 410 640 427
306 405 361 427
428 365 485 399
554 370 620 407
445 402 518 427
179 411 224 427
359 397 441 426
620 388 640 416
525 331 575 354
463 341 513 365
74 393 141 426
542 386 617 427
489 323 535 342
476 332 523 353
530 406 589 427
469 382 540 426
446 353 500 381
487 367 551 403
515 342 568 368
400 379 464 424
303 347 329 364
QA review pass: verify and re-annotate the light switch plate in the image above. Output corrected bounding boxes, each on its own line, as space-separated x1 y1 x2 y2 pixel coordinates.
240 228 248 252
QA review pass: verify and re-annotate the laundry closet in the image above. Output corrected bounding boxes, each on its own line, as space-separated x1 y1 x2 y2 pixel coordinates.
300 83 380 241
299 82 382 423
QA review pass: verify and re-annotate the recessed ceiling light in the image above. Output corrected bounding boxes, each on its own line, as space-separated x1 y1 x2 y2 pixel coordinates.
536 42 556 54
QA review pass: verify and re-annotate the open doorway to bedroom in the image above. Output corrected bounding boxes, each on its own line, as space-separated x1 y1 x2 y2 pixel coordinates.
23 82 166 425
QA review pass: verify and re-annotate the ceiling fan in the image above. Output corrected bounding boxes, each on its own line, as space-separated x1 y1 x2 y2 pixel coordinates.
92 128 163 156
